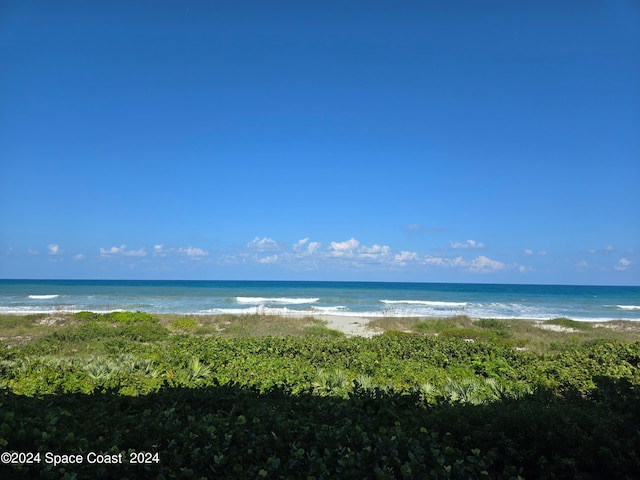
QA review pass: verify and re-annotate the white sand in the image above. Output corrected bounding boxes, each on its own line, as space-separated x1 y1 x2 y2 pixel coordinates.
534 322 577 333
310 314 380 337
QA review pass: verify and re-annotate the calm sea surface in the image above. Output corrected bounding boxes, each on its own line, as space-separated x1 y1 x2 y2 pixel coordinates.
1 280 639 321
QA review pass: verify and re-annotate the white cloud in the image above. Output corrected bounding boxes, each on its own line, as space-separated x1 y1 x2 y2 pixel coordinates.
247 237 280 252
328 238 360 256
394 251 419 265
326 238 392 262
451 240 485 249
576 260 588 268
257 254 279 264
359 244 391 259
99 245 147 257
468 255 504 272
73 254 85 260
524 249 533 256
291 238 321 255
219 235 513 274
614 258 631 271
178 246 209 257
423 255 465 267
524 249 546 256
293 238 309 252
291 238 321 256
307 241 321 255
152 244 209 258
422 255 504 272
360 244 389 254
27 249 39 255
47 244 61 255
100 245 125 255
605 245 615 252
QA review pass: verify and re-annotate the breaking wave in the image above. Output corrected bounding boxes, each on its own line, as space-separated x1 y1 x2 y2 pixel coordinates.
236 297 319 305
380 300 467 308
618 305 640 310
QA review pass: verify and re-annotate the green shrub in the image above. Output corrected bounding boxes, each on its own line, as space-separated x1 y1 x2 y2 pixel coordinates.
475 318 505 330
171 318 198 331
74 311 100 321
413 316 473 335
413 320 447 334
440 328 490 341
304 325 345 337
545 317 592 331
74 311 159 325
107 311 159 324
119 323 169 342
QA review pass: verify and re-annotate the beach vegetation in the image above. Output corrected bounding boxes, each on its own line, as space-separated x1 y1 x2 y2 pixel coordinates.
304 324 345 337
544 317 593 330
368 315 640 352
1 312 639 478
170 317 198 331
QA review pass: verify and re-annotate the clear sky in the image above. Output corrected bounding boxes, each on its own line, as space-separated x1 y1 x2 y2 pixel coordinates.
1 1 639 285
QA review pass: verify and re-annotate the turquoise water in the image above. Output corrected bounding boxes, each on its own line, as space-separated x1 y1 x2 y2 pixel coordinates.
1 279 639 321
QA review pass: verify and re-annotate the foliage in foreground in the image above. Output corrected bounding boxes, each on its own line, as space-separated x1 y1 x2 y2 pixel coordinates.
0 312 639 478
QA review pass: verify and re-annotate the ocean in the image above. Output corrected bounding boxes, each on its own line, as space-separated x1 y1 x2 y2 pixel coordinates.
1 279 639 322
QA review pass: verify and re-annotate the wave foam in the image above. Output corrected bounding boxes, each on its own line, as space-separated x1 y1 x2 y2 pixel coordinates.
311 306 349 313
236 297 319 305
381 300 467 308
618 305 640 310
28 295 60 299
201 306 297 315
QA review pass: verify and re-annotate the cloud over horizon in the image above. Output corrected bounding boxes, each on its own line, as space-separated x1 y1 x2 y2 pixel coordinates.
247 237 280 252
99 245 147 257
7 233 633 283
293 238 321 256
241 236 511 274
451 240 485 250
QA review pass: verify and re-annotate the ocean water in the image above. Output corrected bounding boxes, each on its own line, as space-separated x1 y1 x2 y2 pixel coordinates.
1 279 639 322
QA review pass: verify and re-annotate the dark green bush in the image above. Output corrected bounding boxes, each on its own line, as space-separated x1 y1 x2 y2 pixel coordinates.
475 318 505 330
304 325 345 337
545 317 593 330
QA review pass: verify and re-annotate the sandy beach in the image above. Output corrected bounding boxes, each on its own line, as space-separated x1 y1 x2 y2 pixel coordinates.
312 314 379 337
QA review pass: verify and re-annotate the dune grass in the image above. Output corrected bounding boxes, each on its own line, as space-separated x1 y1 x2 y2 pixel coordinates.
2 313 640 354
366 315 640 352
152 313 341 338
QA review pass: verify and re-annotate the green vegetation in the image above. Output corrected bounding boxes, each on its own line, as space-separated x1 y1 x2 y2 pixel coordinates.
1 312 639 478
369 315 640 352
543 316 593 330
170 317 198 332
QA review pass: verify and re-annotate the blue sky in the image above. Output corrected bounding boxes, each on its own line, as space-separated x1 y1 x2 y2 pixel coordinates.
1 1 639 285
